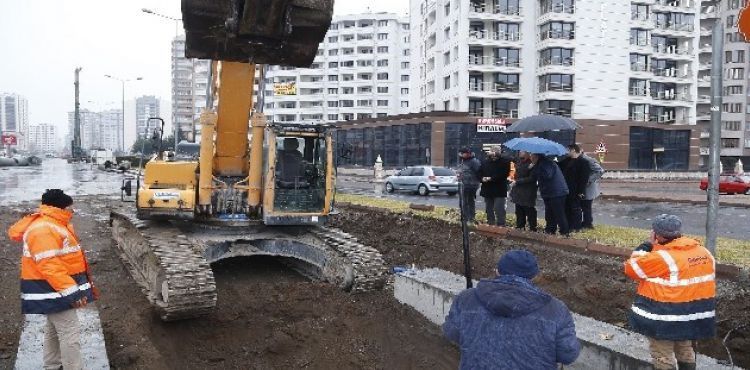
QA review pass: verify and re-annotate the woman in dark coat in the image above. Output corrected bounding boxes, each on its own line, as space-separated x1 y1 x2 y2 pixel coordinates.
510 151 538 231
479 147 512 226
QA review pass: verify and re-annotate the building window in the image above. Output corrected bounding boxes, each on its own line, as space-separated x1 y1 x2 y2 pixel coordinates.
539 74 573 92
328 101 339 107
378 20 389 27
401 75 410 82
629 79 648 96
539 100 573 117
445 1 451 16
469 99 484 116
377 100 389 107
494 99 519 118
358 99 372 107
358 86 372 93
343 87 354 94
629 104 648 121
722 121 741 131
341 61 354 67
723 103 742 113
540 22 575 40
341 100 354 108
721 138 740 148
726 68 744 80
328 75 338 82
727 15 736 28
443 76 451 89
630 29 649 46
401 101 409 108
402 62 410 69
377 59 389 67
401 88 409 95
403 49 411 56
328 62 339 68
377 73 389 80
629 53 649 71
377 46 389 53
328 114 338 121
377 86 389 93
631 4 649 21
358 60 373 67
327 88 338 94
377 33 388 40
358 33 373 40
495 73 519 92
328 36 338 43
724 85 742 95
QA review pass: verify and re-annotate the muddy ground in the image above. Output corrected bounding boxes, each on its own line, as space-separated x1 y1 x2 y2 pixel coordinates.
332 207 750 368
0 197 458 370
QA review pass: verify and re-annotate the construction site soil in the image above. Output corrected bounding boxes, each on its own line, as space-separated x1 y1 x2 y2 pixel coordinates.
332 207 750 368
0 197 458 370
1 197 747 369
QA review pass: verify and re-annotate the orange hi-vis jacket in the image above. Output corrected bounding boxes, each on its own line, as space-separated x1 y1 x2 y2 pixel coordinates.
624 237 716 341
8 205 97 314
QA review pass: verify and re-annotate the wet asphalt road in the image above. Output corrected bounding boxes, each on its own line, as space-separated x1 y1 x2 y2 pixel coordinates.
337 178 750 240
1 161 746 240
0 158 125 204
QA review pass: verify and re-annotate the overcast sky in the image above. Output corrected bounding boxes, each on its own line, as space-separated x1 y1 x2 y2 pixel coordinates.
0 0 408 142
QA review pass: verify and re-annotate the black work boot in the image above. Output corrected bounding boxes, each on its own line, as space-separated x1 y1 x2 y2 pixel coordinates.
677 362 696 370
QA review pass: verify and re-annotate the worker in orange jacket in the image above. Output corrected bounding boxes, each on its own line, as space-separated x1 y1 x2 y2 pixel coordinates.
624 214 715 370
8 189 98 370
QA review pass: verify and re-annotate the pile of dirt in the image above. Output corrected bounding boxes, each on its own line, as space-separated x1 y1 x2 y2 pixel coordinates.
332 207 750 368
0 208 25 367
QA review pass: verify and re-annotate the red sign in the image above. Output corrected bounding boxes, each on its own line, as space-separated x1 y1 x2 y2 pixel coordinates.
740 3 750 41
1 134 17 146
476 118 508 126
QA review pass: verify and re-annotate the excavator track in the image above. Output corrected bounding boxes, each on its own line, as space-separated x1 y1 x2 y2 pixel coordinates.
110 211 218 321
110 211 387 321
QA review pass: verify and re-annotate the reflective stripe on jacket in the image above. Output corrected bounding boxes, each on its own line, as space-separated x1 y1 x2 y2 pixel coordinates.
623 237 716 340
8 205 96 314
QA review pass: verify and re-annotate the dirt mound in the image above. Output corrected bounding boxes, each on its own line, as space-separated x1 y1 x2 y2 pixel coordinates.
332 208 750 368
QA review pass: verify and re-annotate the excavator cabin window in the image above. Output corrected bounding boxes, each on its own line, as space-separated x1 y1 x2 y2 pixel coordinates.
274 136 327 212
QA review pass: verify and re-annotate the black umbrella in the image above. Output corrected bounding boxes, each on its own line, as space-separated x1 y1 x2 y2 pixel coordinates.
506 114 580 133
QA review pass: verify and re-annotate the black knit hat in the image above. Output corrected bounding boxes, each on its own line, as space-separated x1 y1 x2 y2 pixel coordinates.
41 189 73 209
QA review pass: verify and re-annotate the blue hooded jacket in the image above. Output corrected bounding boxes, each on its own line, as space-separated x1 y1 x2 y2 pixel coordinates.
443 275 580 370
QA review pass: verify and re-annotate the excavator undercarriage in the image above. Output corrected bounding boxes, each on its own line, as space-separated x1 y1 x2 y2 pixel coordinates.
110 0 388 321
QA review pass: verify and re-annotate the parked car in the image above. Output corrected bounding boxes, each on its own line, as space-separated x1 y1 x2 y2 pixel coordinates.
699 174 750 195
385 166 458 196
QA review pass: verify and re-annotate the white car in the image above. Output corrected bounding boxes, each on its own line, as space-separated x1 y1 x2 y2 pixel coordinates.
385 166 459 196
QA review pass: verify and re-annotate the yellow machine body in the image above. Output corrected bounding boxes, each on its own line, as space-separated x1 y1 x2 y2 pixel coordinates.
137 160 198 219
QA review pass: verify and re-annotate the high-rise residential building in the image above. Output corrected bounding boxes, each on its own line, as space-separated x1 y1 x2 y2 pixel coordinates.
262 13 412 123
698 0 749 167
409 0 704 124
0 93 29 150
67 109 123 152
28 123 57 153
136 95 161 138
172 35 210 143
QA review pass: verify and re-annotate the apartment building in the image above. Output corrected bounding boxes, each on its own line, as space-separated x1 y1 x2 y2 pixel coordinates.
262 13 412 123
698 0 750 167
0 93 29 150
67 109 123 152
27 123 57 153
410 0 705 125
172 35 210 143
136 95 161 137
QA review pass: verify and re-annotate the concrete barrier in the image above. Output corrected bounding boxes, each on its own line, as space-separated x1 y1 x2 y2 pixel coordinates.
394 268 737 370
14 307 110 370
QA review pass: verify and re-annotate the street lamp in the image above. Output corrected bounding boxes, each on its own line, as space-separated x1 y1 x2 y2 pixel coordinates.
104 75 143 153
142 8 182 149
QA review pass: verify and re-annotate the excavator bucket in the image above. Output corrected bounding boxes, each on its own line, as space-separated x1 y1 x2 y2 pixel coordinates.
181 0 334 67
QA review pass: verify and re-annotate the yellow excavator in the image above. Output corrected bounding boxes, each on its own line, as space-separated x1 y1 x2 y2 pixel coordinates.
110 0 386 321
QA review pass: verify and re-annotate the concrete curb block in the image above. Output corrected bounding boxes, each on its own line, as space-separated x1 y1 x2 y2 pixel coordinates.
600 194 750 209
409 203 435 212
394 268 738 370
15 307 110 370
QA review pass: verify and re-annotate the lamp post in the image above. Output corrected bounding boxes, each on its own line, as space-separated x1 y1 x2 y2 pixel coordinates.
104 75 143 153
142 8 182 150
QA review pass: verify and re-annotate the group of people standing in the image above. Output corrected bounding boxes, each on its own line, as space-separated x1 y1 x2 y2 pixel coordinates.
458 144 605 237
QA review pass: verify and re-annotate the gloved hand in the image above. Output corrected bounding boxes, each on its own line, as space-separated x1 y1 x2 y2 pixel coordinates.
635 241 653 253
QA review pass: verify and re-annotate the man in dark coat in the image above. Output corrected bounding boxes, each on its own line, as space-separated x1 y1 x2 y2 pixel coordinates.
480 146 512 226
458 147 482 223
444 250 581 369
510 150 538 231
558 144 591 232
531 153 570 236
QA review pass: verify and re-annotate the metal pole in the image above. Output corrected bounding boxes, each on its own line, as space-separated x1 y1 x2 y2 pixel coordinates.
706 21 723 254
458 177 473 289
121 81 125 153
73 67 82 160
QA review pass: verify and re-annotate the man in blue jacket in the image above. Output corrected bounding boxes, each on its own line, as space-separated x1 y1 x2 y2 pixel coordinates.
531 153 570 236
443 250 580 370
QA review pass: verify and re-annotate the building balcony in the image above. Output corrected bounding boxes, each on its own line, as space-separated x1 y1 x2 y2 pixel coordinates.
468 82 521 94
629 112 650 122
630 62 651 73
469 3 523 21
469 108 519 119
468 30 522 45
697 95 710 104
468 55 522 70
539 108 572 117
699 27 711 37
629 87 649 97
700 6 719 19
652 45 693 60
651 91 692 103
539 56 574 68
539 30 575 42
697 76 711 87
630 41 654 55
651 22 695 37
653 0 695 12
651 68 693 80
631 14 655 29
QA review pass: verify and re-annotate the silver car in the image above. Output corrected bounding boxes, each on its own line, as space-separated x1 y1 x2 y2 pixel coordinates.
385 166 459 196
